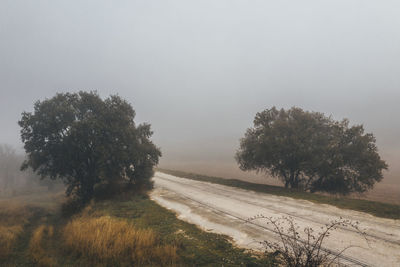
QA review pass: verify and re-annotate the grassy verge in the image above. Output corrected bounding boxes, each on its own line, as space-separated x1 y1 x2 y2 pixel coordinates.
87 194 274 266
1 191 275 266
157 168 400 220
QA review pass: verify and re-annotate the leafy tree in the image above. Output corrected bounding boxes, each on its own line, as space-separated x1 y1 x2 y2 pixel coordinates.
19 91 161 203
236 107 387 194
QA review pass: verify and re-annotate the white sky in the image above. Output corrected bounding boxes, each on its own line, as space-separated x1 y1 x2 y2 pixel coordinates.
1 0 399 176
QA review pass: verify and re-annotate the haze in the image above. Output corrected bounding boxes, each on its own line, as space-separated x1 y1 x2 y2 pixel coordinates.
1 1 399 201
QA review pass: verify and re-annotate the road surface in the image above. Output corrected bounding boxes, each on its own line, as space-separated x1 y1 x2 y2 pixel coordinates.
150 172 400 266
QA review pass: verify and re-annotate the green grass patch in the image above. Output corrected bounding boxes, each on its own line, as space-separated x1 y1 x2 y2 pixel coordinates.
157 168 400 220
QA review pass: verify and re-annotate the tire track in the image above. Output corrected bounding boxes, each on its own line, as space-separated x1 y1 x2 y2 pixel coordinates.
154 177 371 267
155 174 400 246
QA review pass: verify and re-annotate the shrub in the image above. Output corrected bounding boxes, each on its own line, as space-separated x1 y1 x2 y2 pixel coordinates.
248 216 367 267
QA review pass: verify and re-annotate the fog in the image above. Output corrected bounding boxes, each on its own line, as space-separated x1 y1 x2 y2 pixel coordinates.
1 1 399 201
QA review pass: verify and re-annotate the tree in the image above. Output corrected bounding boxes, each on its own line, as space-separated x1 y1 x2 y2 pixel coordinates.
19 91 161 203
236 107 387 194
0 144 18 191
0 144 49 195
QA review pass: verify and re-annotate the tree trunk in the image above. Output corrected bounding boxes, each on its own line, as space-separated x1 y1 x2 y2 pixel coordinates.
79 175 95 204
281 171 289 188
289 170 296 189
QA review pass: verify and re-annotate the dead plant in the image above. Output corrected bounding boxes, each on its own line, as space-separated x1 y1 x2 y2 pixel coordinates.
247 215 368 267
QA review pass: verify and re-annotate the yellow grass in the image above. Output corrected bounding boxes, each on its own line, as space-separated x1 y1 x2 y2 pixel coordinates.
0 224 23 259
29 225 55 266
0 202 33 226
0 202 31 259
0 191 64 262
63 216 177 266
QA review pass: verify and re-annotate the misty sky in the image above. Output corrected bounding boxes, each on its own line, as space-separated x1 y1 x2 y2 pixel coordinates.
1 1 400 177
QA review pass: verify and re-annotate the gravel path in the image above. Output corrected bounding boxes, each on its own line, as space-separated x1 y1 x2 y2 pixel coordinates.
150 172 400 267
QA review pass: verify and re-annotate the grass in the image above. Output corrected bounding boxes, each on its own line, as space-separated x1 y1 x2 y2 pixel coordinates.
0 224 23 260
29 225 55 266
0 190 275 266
157 168 400 220
0 192 63 266
0 202 33 260
81 194 275 266
63 215 177 266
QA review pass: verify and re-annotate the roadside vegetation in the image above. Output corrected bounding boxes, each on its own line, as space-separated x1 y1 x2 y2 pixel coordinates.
248 215 367 267
62 216 177 266
158 169 400 220
0 190 275 266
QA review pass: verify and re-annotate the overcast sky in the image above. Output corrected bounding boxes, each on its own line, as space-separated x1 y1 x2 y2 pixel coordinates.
1 0 399 178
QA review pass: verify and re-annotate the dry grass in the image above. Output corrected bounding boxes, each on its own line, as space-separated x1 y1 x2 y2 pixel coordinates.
0 202 32 260
0 202 33 226
0 224 23 259
29 225 55 266
0 191 65 262
63 216 177 266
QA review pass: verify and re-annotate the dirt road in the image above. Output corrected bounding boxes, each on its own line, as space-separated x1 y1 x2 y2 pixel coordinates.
150 172 400 267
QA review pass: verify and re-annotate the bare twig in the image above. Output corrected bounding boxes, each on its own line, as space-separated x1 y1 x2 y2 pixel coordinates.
247 216 367 267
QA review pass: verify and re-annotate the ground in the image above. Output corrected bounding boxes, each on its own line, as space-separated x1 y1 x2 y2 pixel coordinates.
0 187 274 266
152 171 400 267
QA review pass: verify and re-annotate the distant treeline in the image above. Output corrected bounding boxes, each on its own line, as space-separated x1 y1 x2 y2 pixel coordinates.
0 144 62 196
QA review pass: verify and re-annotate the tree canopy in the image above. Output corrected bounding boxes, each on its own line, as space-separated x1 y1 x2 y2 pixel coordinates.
236 107 388 195
19 91 161 202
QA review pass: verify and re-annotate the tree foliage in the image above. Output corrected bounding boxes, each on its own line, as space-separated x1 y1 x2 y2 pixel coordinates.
236 107 387 194
19 91 161 202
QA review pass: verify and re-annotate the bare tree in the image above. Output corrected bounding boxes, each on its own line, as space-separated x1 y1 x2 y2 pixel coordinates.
0 144 19 192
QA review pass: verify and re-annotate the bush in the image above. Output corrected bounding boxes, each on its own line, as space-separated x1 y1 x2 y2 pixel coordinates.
248 216 367 267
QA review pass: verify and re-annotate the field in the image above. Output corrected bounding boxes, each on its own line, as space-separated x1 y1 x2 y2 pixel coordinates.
0 190 275 266
1 170 398 266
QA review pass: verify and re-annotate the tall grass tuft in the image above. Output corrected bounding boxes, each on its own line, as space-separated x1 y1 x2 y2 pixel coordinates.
29 224 55 266
63 216 177 266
